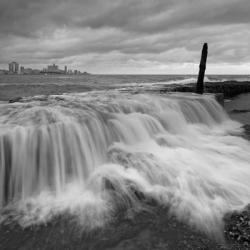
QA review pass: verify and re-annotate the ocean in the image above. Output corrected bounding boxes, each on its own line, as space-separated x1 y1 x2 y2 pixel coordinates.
0 74 250 87
0 74 250 248
0 74 249 101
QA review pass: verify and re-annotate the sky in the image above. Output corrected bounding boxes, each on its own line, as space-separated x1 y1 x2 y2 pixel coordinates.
0 0 250 74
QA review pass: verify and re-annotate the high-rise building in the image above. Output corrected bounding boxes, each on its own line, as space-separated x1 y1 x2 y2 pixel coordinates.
9 62 19 73
64 66 67 74
47 64 59 72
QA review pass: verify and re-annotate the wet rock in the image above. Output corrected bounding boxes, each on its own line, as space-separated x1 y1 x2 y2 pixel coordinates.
161 81 250 99
9 96 22 103
204 81 250 98
231 109 250 114
214 93 224 106
224 205 250 247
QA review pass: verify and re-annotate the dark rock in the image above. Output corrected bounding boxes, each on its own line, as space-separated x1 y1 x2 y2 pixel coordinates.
204 81 250 98
224 206 250 247
214 93 224 106
231 109 250 114
9 97 22 103
160 81 250 99
243 125 250 140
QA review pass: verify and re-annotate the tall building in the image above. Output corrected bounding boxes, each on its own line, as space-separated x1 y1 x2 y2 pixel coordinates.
9 62 19 73
64 66 67 74
47 64 59 72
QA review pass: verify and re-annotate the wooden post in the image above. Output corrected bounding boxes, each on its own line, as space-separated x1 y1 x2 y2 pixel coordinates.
196 43 208 94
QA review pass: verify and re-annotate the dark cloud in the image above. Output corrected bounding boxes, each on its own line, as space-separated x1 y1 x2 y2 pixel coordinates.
0 0 249 73
79 0 250 33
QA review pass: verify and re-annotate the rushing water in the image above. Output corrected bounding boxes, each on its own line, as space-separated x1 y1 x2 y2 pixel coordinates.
0 91 250 239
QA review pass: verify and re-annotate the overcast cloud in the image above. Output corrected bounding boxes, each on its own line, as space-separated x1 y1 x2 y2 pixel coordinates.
0 0 249 74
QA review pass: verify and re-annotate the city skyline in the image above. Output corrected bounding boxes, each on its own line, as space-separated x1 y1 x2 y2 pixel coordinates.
0 61 85 75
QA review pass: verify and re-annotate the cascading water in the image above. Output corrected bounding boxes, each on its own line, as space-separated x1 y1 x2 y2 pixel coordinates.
0 91 250 238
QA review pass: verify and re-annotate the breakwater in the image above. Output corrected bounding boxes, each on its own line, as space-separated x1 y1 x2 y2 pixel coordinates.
164 81 250 98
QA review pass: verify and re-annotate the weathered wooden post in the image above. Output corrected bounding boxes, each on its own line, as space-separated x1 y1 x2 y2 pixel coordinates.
196 43 208 94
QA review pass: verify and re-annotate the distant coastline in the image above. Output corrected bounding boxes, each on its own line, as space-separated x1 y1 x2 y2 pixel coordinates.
0 70 91 76
0 62 90 76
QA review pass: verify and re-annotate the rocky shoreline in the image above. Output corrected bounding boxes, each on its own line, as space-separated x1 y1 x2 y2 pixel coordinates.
1 203 248 250
1 80 250 103
224 205 250 248
165 81 250 98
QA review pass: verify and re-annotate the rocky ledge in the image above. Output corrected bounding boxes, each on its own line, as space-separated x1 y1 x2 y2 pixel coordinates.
224 205 250 249
160 81 250 99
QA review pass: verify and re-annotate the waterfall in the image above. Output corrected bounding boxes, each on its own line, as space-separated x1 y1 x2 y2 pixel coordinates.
0 91 250 237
